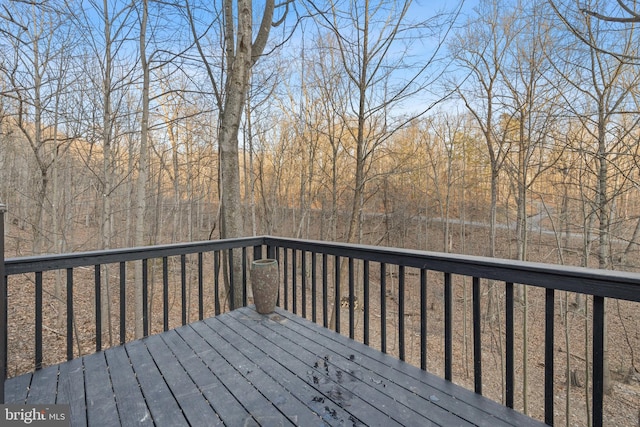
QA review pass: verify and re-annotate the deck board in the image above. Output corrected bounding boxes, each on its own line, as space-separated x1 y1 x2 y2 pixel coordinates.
216 312 410 426
278 309 544 427
124 338 189 427
160 329 241 426
225 311 457 426
83 352 119 427
5 370 31 404
55 358 87 425
272 312 507 427
26 364 58 404
56 357 87 425
144 332 219 426
203 315 361 426
103 345 151 426
189 320 298 426
4 307 547 427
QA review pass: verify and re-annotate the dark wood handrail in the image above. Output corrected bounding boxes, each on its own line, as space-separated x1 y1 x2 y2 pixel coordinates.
263 236 640 302
6 235 640 302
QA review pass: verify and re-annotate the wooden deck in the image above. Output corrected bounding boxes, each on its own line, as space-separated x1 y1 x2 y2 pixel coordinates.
4 307 546 426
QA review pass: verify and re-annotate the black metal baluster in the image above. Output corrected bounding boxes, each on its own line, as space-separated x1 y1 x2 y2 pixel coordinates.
399 265 405 361
364 260 370 346
214 251 220 316
349 257 355 339
0 205 6 403
473 276 482 394
120 261 126 345
444 272 452 381
95 265 101 352
66 268 74 361
163 257 169 331
322 253 328 328
142 259 148 337
334 255 340 333
251 245 261 309
35 271 42 370
380 263 387 354
198 252 203 321
283 249 289 311
545 288 555 426
420 269 427 371
293 249 298 314
312 253 317 323
253 245 262 261
302 251 307 318
181 254 187 325
593 296 604 427
228 249 234 311
242 247 247 307
506 282 514 408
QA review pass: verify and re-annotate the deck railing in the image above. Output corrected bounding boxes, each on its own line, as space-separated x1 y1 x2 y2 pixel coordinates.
264 237 640 427
2 209 640 426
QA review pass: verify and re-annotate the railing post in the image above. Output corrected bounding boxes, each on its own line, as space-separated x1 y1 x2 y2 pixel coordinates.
0 204 6 404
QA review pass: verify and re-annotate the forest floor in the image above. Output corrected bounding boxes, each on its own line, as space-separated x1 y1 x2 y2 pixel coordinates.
3 217 640 426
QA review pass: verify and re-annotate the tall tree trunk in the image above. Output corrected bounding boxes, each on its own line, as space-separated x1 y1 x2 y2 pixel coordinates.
217 0 277 309
346 12 369 246
489 169 498 257
596 117 611 394
100 0 114 347
218 0 249 306
134 0 150 339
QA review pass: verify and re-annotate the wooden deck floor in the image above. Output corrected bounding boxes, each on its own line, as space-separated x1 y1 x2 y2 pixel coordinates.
4 307 546 426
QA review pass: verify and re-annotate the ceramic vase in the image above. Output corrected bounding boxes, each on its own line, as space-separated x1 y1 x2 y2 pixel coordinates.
250 259 279 314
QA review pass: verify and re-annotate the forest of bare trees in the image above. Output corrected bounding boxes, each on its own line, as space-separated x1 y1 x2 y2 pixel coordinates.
1 0 638 266
1 0 640 425
0 0 637 264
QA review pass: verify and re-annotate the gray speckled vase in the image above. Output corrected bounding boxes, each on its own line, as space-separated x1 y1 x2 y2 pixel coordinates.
251 259 279 314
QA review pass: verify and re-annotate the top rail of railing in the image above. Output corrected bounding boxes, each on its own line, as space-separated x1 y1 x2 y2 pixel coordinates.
4 236 265 275
4 235 640 302
263 236 640 302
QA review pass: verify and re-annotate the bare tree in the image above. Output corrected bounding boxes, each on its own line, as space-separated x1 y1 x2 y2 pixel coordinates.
424 114 466 253
308 0 462 245
186 0 291 309
449 0 513 258
550 0 640 62
134 0 150 339
67 0 138 345
306 32 352 241
550 0 640 402
583 1 640 23
500 1 561 264
0 2 77 254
